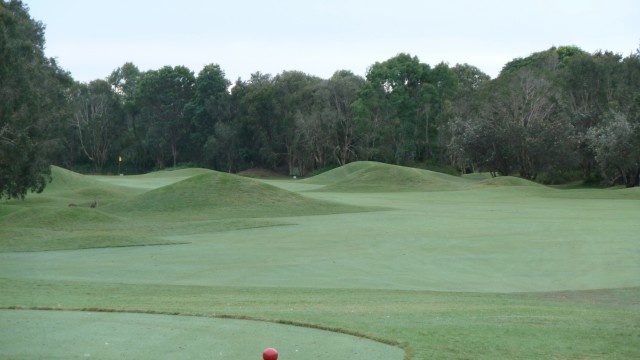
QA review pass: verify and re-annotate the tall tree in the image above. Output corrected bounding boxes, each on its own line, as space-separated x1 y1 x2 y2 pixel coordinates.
231 72 278 170
272 71 320 174
490 68 572 179
587 112 640 187
0 0 73 199
446 64 490 171
295 79 337 173
109 62 141 112
70 80 125 173
561 49 622 180
586 49 640 187
427 62 459 162
327 70 365 165
450 49 575 178
189 64 231 164
134 65 195 168
357 53 432 164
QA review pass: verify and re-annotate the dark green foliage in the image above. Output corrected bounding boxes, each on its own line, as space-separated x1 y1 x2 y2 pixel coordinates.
0 0 72 199
70 80 126 173
3 0 639 187
133 66 195 168
188 64 231 166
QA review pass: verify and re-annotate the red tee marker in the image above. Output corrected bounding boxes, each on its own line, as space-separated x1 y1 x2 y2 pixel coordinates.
263 347 278 360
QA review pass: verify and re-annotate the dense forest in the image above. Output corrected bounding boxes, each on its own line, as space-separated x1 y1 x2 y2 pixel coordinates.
2 0 640 199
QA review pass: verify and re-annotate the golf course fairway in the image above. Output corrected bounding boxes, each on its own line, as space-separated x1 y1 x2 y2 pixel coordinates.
1 162 639 359
0 309 402 359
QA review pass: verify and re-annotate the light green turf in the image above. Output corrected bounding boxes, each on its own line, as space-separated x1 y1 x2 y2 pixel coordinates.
303 161 472 192
93 167 214 189
1 162 639 359
0 309 402 360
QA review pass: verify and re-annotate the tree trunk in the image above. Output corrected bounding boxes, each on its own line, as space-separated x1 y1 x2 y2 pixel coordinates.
172 142 178 168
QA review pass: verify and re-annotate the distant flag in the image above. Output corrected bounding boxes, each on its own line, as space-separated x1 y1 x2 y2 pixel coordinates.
118 155 123 162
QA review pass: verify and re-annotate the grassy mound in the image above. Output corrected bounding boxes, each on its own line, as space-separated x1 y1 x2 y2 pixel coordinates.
303 162 376 185
106 171 374 218
462 172 493 181
306 161 471 192
237 168 286 178
477 176 546 187
43 166 137 205
92 168 215 190
46 166 107 191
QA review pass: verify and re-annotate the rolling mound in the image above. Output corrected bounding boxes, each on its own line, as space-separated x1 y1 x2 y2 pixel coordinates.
106 171 373 218
306 161 471 192
45 166 134 202
127 167 214 179
304 162 377 185
477 176 546 187
1 206 120 228
47 166 109 191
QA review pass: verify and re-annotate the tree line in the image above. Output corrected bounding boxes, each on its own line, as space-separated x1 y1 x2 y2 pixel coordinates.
2 0 639 199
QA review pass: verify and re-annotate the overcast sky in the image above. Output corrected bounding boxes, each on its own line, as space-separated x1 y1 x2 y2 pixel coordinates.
25 0 639 83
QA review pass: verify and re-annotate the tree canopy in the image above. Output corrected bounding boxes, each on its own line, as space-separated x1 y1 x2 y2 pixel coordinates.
0 0 72 199
3 1 640 199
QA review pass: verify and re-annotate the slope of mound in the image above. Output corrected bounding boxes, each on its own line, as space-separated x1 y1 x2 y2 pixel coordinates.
45 166 136 202
1 206 120 229
46 166 109 191
130 167 214 179
462 172 493 181
106 171 375 218
303 162 377 185
307 161 471 192
477 176 546 187
237 168 286 178
93 168 215 190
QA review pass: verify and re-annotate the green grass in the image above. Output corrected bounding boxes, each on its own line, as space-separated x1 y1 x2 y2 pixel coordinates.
0 308 401 360
105 170 374 219
1 162 639 359
304 161 471 192
476 175 546 187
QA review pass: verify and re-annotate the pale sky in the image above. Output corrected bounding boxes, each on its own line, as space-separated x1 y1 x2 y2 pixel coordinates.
25 0 639 83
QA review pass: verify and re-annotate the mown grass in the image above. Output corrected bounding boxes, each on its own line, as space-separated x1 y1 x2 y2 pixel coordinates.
0 166 374 252
105 171 375 220
1 308 402 360
304 161 471 192
1 162 639 359
1 278 638 359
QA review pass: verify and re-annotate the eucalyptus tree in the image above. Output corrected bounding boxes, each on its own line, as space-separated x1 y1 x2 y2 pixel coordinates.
561 50 624 180
229 72 278 170
587 112 640 186
134 65 195 168
586 50 640 187
189 64 231 164
356 53 432 164
427 62 459 162
450 48 575 178
295 80 335 172
272 71 321 174
109 62 141 113
489 67 572 179
0 0 73 199
446 64 490 171
70 80 125 173
322 70 364 165
297 70 365 169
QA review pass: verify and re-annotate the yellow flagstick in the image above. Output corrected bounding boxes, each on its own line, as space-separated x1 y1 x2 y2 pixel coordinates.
118 155 123 175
